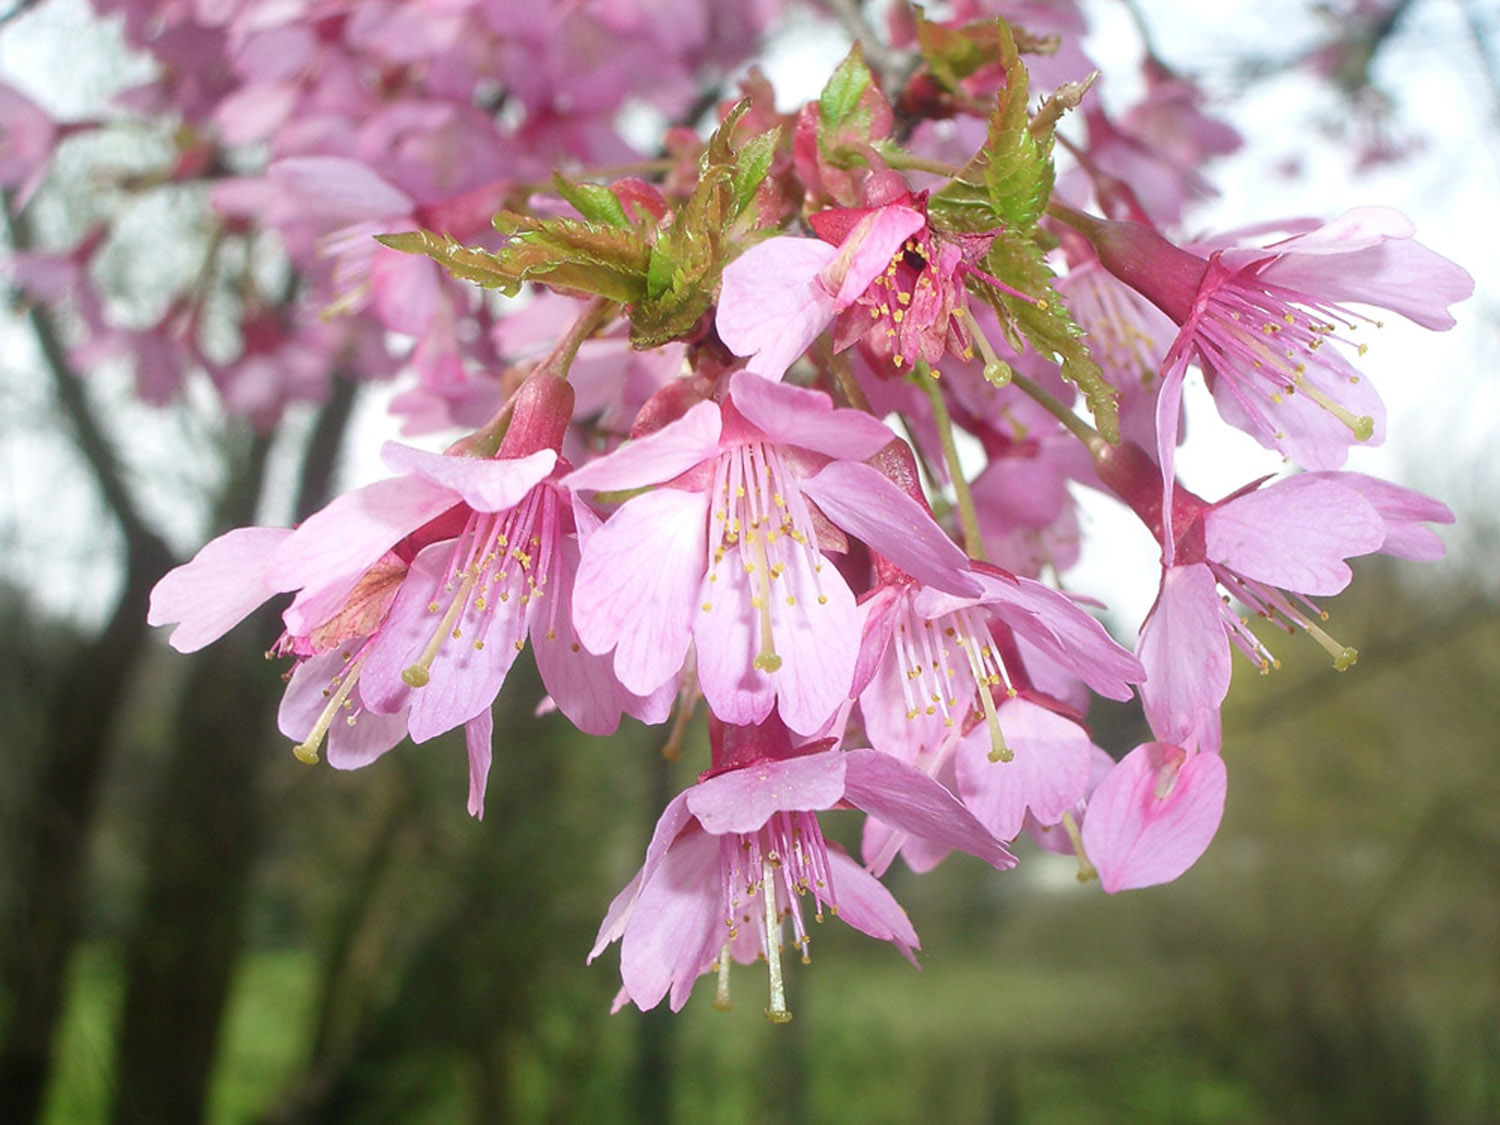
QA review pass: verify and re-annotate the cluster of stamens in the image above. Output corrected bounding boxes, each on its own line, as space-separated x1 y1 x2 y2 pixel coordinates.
714 809 835 1023
890 596 1017 763
1060 263 1166 388
703 442 828 675
400 484 561 690
1211 564 1358 673
1197 271 1379 446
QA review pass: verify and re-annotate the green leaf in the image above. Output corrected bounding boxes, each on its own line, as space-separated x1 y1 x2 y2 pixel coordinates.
819 42 872 133
973 231 1119 442
627 103 772 347
374 230 525 295
551 173 631 229
914 9 1005 90
729 127 779 218
377 216 651 303
927 17 1059 235
913 7 1060 90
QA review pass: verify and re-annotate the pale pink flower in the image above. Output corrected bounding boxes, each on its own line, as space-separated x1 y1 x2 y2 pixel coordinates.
853 556 1139 873
150 379 665 809
1070 207 1472 550
0 80 59 207
716 204 925 380
566 371 979 735
1094 441 1452 752
588 715 1013 1016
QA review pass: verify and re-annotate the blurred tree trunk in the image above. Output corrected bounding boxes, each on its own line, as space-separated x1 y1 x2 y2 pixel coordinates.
0 239 176 1123
110 381 356 1125
0 542 172 1122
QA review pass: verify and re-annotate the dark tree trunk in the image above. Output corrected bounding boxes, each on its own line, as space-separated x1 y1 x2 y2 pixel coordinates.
108 626 284 1125
0 543 171 1123
109 381 355 1125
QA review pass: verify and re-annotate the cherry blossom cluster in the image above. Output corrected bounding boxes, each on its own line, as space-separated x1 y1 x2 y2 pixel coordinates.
7 0 1469 1022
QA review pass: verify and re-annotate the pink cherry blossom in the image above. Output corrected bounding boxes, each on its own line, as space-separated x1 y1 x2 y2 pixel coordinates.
716 205 925 380
566 371 979 735
1067 206 1472 549
1095 440 1450 752
149 378 665 806
588 716 1013 1017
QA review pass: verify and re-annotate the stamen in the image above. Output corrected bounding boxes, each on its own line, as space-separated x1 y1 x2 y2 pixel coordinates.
1303 619 1359 670
402 571 476 687
761 854 792 1024
1060 811 1096 883
1292 374 1375 441
293 655 365 764
748 512 781 673
713 943 734 1012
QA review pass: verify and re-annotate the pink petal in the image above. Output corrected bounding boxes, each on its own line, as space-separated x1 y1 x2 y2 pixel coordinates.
531 533 665 735
969 573 1144 702
716 236 838 381
1082 742 1227 893
820 205 926 306
1210 348 1387 471
465 708 493 819
1137 565 1229 755
1301 471 1453 561
1154 355 1190 564
1256 208 1473 331
823 847 919 965
277 650 350 742
326 702 409 772
954 699 1093 840
760 545 859 736
691 545 777 727
1206 475 1384 596
148 526 290 652
686 749 848 834
563 400 722 492
842 748 1016 873
358 541 525 741
618 828 723 1012
267 475 459 597
727 370 896 462
572 487 708 695
380 444 557 512
802 461 981 596
268 155 414 222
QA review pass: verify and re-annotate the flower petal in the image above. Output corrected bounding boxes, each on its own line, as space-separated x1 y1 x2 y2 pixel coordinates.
727 370 895 462
687 749 848 834
1206 475 1384 596
380 443 556 512
464 707 493 819
841 748 1016 873
149 526 290 652
1301 471 1453 562
954 698 1093 840
1137 564 1229 754
618 828 723 1012
573 487 708 695
824 847 919 966
268 474 458 598
716 236 838 380
359 541 525 741
563 400 723 492
802 461 981 596
1082 742 1227 893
